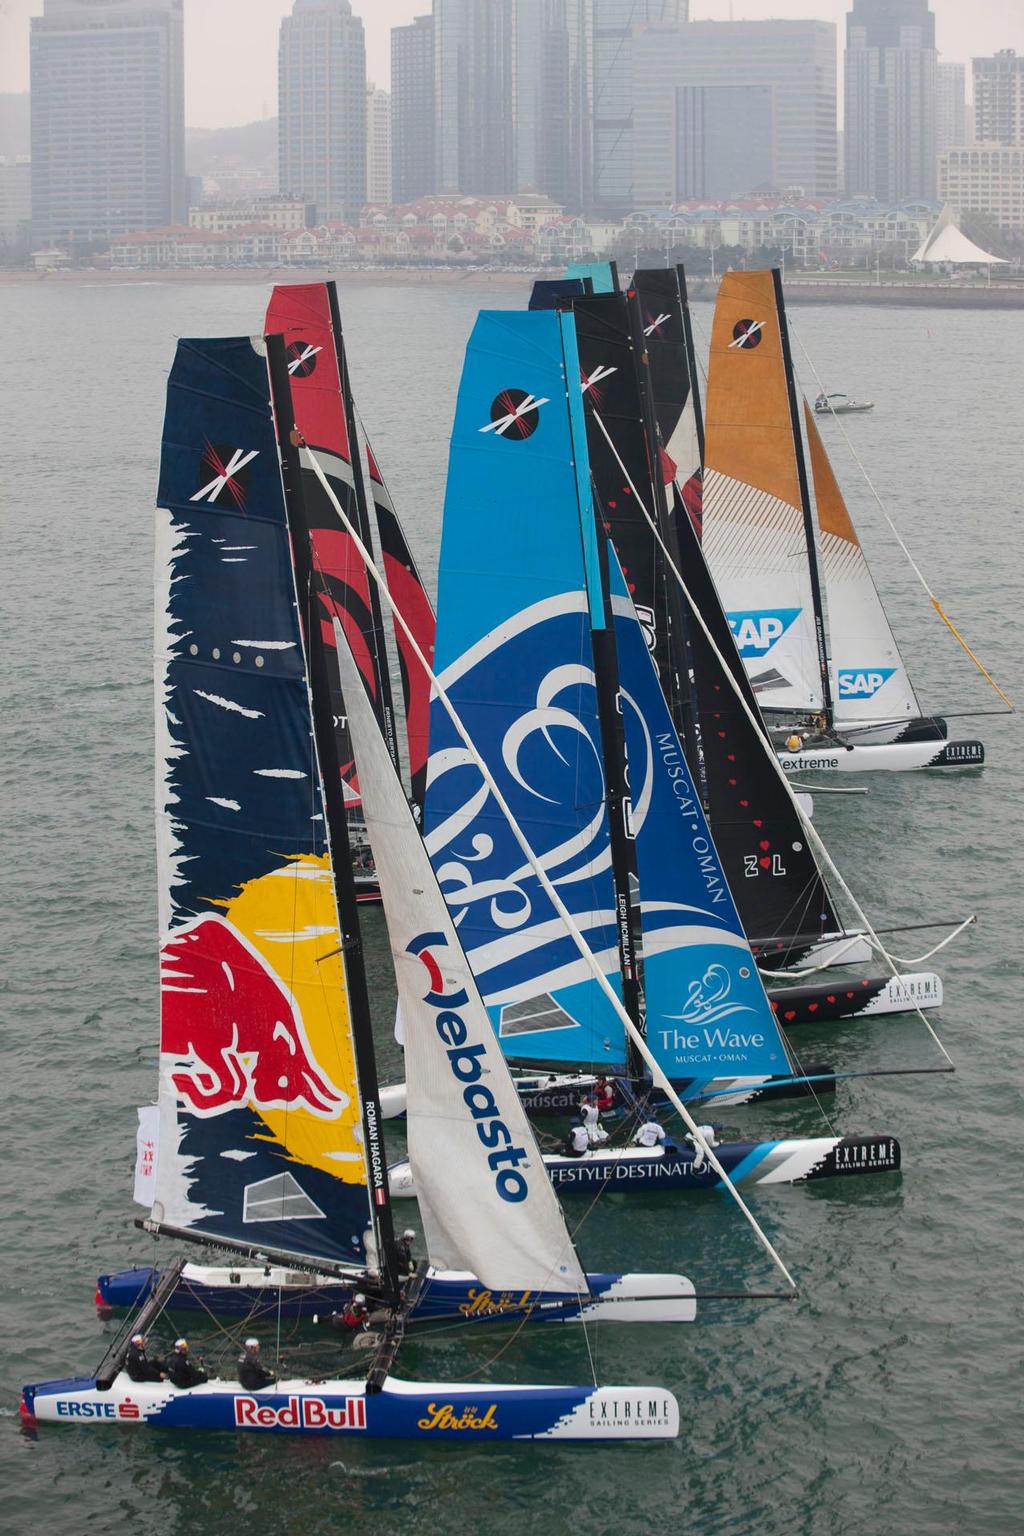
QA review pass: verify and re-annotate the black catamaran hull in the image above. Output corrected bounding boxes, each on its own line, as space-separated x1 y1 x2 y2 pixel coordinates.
771 972 942 1026
95 1265 697 1325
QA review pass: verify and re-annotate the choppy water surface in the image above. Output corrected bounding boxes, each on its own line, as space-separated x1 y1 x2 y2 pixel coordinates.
1 277 1021 1535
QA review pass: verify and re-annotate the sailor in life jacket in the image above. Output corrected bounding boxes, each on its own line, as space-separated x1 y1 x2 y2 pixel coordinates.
125 1333 165 1383
633 1119 670 1151
167 1338 208 1389
685 1124 720 1169
397 1228 418 1277
565 1117 591 1158
340 1294 370 1332
594 1076 616 1114
785 732 803 752
579 1096 609 1146
238 1338 277 1392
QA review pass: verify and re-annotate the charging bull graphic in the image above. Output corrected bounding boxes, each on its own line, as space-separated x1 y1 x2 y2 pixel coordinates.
161 913 346 1118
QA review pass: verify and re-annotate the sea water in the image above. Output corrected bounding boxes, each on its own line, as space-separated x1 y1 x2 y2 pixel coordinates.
1 277 1021 1535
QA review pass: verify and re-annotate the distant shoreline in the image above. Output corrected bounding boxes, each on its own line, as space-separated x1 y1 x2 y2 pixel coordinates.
2 265 1021 307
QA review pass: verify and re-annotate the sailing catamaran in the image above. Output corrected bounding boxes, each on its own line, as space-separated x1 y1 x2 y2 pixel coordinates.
702 270 985 772
21 331 685 1441
410 303 901 1182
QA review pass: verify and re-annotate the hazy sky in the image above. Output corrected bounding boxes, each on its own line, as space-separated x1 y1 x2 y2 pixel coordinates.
1 0 1021 130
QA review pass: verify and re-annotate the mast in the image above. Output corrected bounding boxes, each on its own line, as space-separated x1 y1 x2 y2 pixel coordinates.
326 281 401 775
676 264 705 466
773 269 833 725
267 334 403 1309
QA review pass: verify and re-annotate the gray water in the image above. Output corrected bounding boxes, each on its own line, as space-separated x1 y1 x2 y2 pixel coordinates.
1 277 1021 1535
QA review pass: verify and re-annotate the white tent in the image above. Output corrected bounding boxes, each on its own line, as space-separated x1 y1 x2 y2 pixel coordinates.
911 206 1007 266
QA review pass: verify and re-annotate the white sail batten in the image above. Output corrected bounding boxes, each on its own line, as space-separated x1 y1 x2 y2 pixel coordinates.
331 618 587 1296
804 403 920 728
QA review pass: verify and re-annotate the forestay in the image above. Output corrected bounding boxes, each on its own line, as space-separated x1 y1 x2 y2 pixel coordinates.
703 271 825 714
333 622 586 1294
424 310 627 1070
804 403 920 728
151 337 378 1266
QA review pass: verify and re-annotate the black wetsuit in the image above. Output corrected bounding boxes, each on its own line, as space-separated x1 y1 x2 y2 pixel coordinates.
125 1344 164 1383
168 1353 209 1389
238 1353 276 1391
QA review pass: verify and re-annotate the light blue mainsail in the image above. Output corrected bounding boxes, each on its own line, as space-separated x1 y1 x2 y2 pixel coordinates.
565 261 618 294
608 552 790 1091
424 310 627 1069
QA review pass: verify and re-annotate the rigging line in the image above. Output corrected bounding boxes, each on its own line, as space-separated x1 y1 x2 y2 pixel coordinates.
789 320 1014 712
589 408 957 1072
302 440 798 1294
868 913 975 967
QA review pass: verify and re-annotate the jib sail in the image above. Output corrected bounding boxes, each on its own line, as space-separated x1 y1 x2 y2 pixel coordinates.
804 402 920 729
151 337 379 1267
334 618 587 1293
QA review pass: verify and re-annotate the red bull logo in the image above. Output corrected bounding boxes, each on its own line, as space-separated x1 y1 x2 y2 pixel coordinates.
161 914 346 1118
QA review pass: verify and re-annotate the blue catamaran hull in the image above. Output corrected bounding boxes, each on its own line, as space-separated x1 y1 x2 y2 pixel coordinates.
95 1265 696 1325
21 1373 679 1441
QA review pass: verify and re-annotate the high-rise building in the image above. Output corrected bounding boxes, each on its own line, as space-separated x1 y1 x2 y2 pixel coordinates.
632 20 837 209
973 50 1024 147
29 0 185 250
939 144 1023 231
278 0 366 222
590 0 687 215
432 0 588 205
366 84 391 204
392 13 435 203
936 62 967 157
844 0 937 202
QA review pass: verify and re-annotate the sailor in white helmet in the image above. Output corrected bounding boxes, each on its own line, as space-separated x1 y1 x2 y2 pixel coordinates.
238 1337 276 1391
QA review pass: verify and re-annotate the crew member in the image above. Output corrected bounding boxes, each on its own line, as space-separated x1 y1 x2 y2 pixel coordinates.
565 1117 590 1157
340 1294 369 1332
686 1123 720 1169
397 1229 417 1276
785 733 802 752
580 1096 609 1146
238 1338 276 1391
594 1077 616 1114
633 1119 668 1150
167 1338 208 1389
125 1333 165 1383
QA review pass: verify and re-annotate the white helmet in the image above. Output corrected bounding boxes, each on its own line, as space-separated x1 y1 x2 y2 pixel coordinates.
402 1230 416 1241
131 1334 145 1347
353 1293 366 1305
174 1338 188 1352
244 1337 260 1350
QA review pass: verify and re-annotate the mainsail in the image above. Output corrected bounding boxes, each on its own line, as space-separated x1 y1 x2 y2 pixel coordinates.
804 402 920 728
632 266 704 538
264 282 400 797
333 619 587 1293
152 337 381 1267
703 270 828 715
424 310 627 1069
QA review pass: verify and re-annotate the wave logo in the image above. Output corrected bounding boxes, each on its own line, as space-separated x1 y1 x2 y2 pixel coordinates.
837 668 895 699
674 962 757 1029
727 608 801 658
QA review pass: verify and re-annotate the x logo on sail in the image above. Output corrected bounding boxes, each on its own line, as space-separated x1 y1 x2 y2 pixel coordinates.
190 445 260 508
643 312 670 338
286 342 322 376
581 364 617 395
729 319 765 350
481 390 550 439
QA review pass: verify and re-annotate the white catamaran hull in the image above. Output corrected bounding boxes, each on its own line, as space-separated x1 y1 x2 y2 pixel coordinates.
23 1371 679 1441
778 739 984 773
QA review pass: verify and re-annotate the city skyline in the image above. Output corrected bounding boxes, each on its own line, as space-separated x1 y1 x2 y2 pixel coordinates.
1 0 1020 131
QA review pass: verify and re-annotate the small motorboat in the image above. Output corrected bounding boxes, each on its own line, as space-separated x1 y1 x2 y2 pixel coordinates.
814 391 874 415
